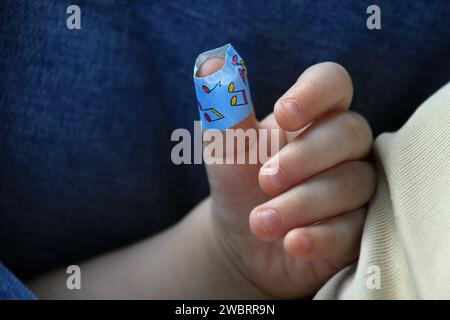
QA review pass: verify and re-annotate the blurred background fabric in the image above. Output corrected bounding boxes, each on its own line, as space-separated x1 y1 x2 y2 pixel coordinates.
0 263 36 299
0 0 449 279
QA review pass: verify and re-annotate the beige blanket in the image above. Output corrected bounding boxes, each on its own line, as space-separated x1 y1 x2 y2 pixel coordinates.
315 82 450 299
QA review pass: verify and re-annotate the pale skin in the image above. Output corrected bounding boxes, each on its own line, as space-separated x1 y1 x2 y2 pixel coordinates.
28 59 375 299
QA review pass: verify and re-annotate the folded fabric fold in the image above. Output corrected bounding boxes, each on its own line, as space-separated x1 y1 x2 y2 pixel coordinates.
315 82 450 299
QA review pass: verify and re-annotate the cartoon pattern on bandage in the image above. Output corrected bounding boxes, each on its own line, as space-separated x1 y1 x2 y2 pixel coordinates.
193 44 253 130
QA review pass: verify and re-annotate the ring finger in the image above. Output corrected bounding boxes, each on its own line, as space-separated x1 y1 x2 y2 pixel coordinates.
259 111 373 196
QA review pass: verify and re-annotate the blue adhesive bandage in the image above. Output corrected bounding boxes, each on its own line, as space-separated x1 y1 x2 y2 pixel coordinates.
193 44 253 130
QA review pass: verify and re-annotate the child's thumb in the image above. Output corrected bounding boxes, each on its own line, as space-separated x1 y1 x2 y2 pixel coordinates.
194 45 265 213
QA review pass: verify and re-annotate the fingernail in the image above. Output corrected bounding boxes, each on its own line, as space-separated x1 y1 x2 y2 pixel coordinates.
256 209 280 236
264 165 287 189
281 100 301 120
260 165 278 176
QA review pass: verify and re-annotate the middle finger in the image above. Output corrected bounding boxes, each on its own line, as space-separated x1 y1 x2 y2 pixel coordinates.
259 111 372 196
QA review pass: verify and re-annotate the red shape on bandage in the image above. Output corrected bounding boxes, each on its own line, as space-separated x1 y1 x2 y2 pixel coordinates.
232 55 238 66
202 85 210 93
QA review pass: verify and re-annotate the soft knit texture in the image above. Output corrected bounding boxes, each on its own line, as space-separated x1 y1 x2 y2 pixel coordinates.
315 82 450 299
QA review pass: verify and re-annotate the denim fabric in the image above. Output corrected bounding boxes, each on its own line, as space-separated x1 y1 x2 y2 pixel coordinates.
0 263 36 300
0 0 449 298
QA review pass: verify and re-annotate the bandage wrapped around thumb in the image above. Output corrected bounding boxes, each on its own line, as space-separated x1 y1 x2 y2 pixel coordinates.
193 44 253 130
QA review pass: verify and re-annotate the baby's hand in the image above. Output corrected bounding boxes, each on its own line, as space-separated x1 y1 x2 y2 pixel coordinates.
197 60 375 298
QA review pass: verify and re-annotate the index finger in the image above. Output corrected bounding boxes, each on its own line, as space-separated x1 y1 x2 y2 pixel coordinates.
274 62 353 132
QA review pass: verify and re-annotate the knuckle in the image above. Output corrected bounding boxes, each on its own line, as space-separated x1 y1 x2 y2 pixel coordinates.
300 62 354 108
361 162 377 198
340 112 372 149
297 66 325 99
342 209 366 260
338 161 375 206
322 62 353 92
338 163 364 197
288 140 314 173
349 209 366 233
323 62 349 78
290 187 313 222
324 224 338 255
341 112 364 138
